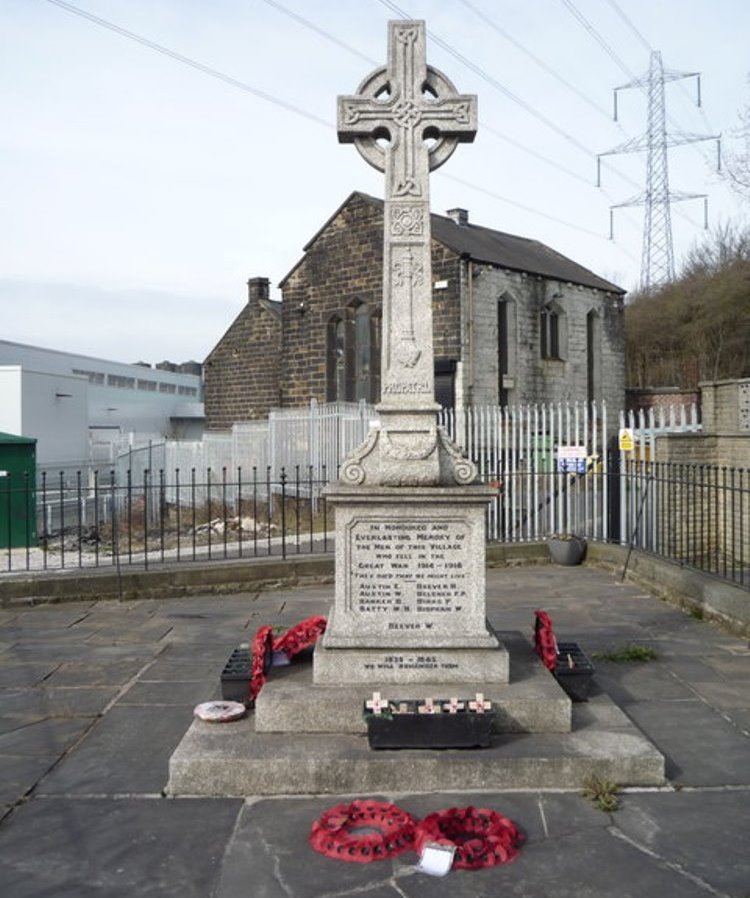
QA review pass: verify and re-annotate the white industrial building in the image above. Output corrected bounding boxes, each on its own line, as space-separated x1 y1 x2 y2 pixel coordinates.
0 340 204 467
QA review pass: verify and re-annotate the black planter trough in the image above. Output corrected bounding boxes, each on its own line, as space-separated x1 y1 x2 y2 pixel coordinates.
364 699 495 750
220 648 251 704
554 642 595 702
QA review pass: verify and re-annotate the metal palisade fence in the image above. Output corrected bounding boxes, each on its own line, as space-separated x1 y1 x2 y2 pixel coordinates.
2 399 747 587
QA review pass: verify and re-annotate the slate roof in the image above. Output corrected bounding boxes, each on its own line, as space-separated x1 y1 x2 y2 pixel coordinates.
280 192 624 294
430 209 624 294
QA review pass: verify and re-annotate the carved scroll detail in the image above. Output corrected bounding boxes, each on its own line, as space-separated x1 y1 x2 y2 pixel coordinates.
339 428 380 485
438 427 478 484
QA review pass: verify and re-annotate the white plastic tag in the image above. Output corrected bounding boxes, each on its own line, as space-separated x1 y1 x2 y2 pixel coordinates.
415 842 455 877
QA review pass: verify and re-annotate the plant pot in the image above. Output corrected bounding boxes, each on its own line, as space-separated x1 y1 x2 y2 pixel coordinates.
547 536 586 566
220 648 250 703
554 642 594 701
364 700 495 750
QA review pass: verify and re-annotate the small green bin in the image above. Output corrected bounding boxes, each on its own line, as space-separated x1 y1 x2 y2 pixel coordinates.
0 433 37 549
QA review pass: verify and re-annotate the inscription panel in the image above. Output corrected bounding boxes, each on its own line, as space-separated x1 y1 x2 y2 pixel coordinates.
347 518 468 630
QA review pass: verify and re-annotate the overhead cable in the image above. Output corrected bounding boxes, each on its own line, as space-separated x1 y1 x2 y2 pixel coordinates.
44 0 333 130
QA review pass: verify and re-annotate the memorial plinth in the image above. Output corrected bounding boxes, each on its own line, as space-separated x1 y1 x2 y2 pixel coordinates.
315 484 508 684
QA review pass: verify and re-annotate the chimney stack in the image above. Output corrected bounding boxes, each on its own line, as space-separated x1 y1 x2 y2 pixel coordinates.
447 208 469 226
247 277 270 305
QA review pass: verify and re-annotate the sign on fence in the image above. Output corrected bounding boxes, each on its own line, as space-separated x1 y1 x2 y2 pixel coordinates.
557 445 587 474
618 428 635 452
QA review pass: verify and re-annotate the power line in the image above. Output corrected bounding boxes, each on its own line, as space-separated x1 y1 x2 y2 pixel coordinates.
43 0 333 131
438 172 640 258
40 0 638 256
559 0 719 228
457 0 613 120
260 0 377 66
558 0 637 82
605 0 651 53
603 0 718 149
376 0 596 159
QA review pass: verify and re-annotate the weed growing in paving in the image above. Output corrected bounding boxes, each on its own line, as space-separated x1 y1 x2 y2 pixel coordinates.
582 775 620 812
591 644 658 663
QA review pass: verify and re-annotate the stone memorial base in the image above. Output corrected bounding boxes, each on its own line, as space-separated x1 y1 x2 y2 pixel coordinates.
167 632 666 796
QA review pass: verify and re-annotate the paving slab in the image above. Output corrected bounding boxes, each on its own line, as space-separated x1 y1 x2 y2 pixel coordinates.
614 790 750 897
0 796 242 898
592 661 697 703
622 699 750 786
0 717 91 757
0 756 57 815
0 661 60 686
0 686 119 719
213 792 730 898
37 705 194 795
118 679 219 706
43 659 148 687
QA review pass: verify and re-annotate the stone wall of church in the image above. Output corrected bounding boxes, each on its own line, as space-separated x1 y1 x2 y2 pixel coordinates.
205 194 625 427
430 243 462 363
280 194 383 407
467 266 625 412
203 279 281 429
279 195 465 407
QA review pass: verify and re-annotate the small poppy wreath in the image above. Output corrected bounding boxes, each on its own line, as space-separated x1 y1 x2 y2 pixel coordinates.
248 625 274 704
533 609 558 671
309 800 417 863
272 615 327 662
414 805 524 870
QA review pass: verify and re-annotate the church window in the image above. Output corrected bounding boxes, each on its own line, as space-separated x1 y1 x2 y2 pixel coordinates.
540 307 560 359
327 303 381 404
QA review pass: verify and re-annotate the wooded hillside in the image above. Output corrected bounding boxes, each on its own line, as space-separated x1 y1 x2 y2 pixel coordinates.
625 225 750 389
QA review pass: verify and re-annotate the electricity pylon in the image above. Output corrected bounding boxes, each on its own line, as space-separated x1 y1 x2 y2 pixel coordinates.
598 50 720 292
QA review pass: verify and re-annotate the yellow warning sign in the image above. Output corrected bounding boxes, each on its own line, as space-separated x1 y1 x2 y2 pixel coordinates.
618 428 635 452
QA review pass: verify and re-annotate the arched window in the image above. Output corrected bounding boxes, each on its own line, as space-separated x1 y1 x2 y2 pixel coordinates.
586 309 602 404
540 307 560 359
326 315 346 402
327 303 381 403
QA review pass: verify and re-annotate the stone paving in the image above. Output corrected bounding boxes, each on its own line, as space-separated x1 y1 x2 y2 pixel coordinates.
0 565 748 897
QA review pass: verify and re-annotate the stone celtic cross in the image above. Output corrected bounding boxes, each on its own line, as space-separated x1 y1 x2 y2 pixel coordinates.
337 20 477 486
338 20 477 417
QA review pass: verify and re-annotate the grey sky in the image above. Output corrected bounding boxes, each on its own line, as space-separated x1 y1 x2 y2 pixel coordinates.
2 0 747 364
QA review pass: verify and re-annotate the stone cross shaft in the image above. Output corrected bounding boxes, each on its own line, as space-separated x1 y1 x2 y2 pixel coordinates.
338 20 477 415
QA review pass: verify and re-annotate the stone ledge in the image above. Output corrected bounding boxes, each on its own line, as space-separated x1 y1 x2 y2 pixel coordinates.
167 692 665 797
258 632 560 730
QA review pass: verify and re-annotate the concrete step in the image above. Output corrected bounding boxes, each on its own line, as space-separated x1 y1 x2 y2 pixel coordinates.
255 632 571 734
167 694 665 796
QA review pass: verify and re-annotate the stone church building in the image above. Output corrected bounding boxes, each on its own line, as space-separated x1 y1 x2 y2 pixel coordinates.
204 192 625 429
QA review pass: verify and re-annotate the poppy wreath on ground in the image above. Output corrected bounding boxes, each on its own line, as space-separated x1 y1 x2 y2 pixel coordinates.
248 625 274 704
533 609 558 672
414 806 525 870
309 800 417 863
272 615 327 662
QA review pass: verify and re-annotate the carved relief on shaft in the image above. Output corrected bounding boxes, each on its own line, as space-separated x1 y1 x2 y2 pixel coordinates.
391 246 423 369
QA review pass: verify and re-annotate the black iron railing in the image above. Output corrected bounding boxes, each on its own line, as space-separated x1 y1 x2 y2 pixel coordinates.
2 466 331 572
0 463 747 589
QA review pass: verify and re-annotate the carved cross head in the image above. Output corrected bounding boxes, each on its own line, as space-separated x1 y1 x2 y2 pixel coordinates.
337 20 477 189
